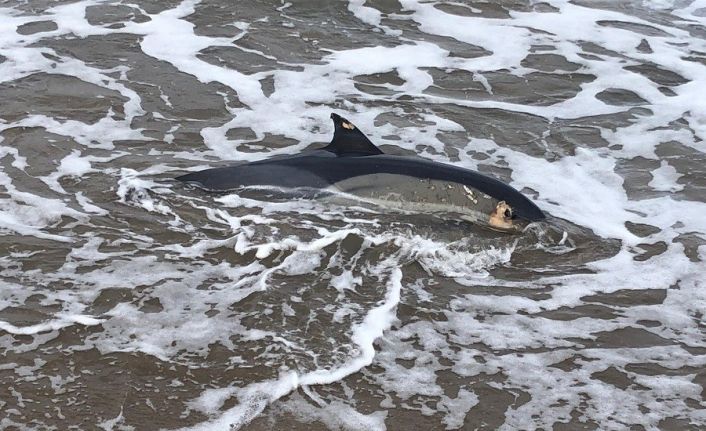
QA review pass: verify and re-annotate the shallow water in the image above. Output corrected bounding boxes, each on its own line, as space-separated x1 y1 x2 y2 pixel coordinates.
1 0 706 429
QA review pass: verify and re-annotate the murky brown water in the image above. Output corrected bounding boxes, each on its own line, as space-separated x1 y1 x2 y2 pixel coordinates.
1 0 706 430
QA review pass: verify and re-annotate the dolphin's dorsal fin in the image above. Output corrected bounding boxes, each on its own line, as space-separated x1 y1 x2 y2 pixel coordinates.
322 113 384 156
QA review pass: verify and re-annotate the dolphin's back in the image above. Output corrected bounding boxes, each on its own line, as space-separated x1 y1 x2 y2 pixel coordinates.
176 151 334 190
178 152 474 190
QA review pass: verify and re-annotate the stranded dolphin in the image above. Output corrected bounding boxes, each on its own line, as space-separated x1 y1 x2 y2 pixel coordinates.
176 113 545 231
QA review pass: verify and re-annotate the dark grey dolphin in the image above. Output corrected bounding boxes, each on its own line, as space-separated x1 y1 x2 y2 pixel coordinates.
177 113 545 231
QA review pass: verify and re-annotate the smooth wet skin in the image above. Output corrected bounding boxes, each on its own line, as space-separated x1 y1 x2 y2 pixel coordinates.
177 114 545 226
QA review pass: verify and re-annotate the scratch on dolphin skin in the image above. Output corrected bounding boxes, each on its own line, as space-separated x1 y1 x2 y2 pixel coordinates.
463 185 478 204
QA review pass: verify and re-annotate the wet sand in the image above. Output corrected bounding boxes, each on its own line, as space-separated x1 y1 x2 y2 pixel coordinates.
1 0 706 430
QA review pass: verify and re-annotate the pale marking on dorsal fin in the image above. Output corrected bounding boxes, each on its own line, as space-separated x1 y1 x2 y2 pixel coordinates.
323 113 384 156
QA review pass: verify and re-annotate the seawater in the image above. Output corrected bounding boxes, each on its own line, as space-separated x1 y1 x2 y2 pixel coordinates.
1 0 705 429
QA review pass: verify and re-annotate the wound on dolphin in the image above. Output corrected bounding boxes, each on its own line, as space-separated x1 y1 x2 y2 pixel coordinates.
176 113 545 232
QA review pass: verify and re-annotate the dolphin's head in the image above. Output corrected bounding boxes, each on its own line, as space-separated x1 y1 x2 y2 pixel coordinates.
487 198 545 233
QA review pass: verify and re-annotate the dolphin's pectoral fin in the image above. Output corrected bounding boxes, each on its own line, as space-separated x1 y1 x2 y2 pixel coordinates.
322 113 385 157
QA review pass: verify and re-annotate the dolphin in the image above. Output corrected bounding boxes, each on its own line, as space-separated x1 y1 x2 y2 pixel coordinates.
176 113 545 232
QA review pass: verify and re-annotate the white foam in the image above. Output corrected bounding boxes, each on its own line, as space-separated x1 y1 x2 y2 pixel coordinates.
439 389 479 430
3 0 706 429
181 265 403 429
649 160 684 192
0 314 103 336
347 0 382 27
276 394 388 431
